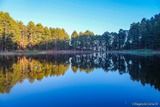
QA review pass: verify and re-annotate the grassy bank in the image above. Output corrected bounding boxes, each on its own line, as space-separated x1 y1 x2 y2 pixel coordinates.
111 49 160 56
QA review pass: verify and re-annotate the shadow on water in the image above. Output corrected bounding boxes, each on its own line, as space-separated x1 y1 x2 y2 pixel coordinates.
0 53 160 93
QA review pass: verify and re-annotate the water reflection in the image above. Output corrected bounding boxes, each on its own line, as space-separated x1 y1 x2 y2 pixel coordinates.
0 53 160 93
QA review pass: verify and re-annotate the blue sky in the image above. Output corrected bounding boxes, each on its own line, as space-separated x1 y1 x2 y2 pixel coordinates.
0 0 160 35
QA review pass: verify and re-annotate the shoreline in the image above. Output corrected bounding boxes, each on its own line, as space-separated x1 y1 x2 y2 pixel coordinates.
0 50 94 56
0 49 160 56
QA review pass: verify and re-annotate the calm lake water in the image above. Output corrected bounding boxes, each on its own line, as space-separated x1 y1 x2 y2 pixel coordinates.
0 53 160 107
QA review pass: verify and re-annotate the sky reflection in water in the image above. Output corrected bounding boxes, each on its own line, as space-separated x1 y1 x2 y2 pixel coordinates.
0 53 160 107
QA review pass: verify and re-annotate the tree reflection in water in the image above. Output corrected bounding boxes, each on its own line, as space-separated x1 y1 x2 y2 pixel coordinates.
0 53 160 93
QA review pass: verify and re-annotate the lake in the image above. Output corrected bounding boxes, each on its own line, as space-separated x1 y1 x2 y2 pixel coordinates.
0 53 160 107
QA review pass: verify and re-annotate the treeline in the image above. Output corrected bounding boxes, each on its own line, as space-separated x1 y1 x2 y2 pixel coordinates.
71 13 160 51
0 12 70 51
0 11 160 51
